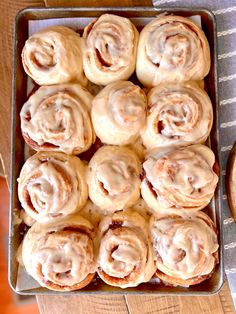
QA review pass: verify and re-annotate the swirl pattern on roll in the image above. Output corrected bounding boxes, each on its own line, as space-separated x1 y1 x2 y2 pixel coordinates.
83 14 139 85
141 81 213 150
136 15 210 87
150 211 219 286
92 81 147 145
18 152 88 223
97 210 155 288
22 26 87 86
20 84 94 155
141 145 218 212
86 146 141 212
22 215 96 291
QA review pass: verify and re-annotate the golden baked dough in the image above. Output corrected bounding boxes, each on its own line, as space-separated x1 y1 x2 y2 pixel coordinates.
92 81 147 145
83 14 139 85
22 26 87 86
18 152 88 223
150 211 219 286
20 84 94 155
136 15 210 87
86 146 141 212
22 215 96 291
97 210 155 288
141 144 218 213
79 200 105 228
141 81 213 150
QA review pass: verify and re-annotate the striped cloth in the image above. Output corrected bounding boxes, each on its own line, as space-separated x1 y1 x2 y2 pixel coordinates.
152 0 236 306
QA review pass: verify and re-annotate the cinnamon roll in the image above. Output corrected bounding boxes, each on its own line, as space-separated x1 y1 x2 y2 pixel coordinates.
22 26 87 86
141 81 213 150
22 215 96 291
83 14 139 85
98 210 155 288
136 15 210 87
18 152 88 223
141 145 218 212
20 84 94 155
92 81 147 145
150 211 219 286
86 146 141 212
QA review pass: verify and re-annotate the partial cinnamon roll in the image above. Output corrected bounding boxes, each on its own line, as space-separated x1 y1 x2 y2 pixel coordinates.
86 146 141 212
92 81 147 145
141 145 218 212
83 14 139 85
141 81 213 150
150 211 219 286
136 15 210 87
22 215 96 291
98 210 155 288
22 26 87 86
20 84 94 155
18 152 88 223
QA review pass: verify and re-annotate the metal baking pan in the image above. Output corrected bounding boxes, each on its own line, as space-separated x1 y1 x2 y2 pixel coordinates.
9 6 224 295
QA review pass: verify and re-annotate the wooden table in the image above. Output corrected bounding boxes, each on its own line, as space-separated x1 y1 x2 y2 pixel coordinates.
0 0 235 313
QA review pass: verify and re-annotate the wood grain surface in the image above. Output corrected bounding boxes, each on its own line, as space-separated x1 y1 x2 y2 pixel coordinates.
0 177 40 314
1 0 235 313
37 282 235 314
45 0 152 6
0 0 44 183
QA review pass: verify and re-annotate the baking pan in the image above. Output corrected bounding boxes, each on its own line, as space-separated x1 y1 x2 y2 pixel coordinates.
9 6 224 295
226 142 236 221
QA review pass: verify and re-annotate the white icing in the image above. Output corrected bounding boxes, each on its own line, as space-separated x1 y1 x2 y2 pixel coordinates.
86 17 133 72
143 145 218 210
98 211 156 287
96 161 131 196
22 26 86 86
92 81 146 145
99 231 143 278
36 233 94 286
151 213 218 279
147 22 200 73
18 152 88 223
20 84 93 154
141 82 213 150
83 14 138 85
136 15 210 87
22 216 96 289
87 146 141 212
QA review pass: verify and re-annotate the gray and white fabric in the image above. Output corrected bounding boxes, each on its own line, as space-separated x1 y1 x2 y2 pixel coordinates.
153 0 236 306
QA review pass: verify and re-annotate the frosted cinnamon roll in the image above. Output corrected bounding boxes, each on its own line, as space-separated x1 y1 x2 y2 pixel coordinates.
136 15 210 87
141 145 218 212
83 14 138 85
18 152 88 223
22 215 96 291
141 81 213 150
86 146 141 212
92 81 147 145
22 26 87 86
98 210 155 288
150 211 219 286
20 84 94 155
